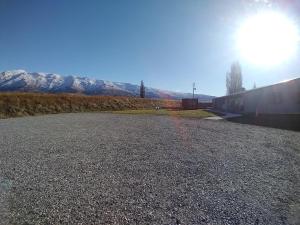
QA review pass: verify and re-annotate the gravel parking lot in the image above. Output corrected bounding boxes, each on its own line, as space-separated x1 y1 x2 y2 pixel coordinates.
0 113 299 225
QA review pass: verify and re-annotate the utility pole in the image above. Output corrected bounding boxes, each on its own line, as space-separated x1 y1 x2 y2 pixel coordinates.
192 82 196 98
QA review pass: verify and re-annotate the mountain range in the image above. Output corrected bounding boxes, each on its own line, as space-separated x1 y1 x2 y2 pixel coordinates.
0 70 215 101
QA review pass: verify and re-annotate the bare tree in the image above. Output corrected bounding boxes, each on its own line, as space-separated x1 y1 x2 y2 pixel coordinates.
226 61 244 95
140 80 145 98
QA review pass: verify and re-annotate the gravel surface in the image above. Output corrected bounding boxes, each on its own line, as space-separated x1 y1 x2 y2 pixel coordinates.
0 113 299 225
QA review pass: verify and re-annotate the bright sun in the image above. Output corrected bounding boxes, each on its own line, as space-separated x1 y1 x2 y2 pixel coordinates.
236 11 299 66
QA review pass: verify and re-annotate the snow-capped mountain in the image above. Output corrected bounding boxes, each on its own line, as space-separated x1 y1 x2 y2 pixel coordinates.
0 70 215 101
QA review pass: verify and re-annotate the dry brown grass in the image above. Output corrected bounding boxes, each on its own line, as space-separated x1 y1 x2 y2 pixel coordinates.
0 92 180 118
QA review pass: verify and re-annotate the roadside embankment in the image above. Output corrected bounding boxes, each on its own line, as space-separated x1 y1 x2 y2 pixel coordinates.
0 92 180 118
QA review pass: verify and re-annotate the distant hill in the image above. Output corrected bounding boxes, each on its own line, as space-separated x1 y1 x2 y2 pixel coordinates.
0 70 215 101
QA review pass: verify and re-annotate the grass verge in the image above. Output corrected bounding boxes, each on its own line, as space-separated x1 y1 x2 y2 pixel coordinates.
112 109 215 118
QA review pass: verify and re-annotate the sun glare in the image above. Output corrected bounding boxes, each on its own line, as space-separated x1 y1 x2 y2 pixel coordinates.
236 11 299 66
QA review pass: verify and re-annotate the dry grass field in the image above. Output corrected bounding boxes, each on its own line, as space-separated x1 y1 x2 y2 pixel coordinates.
0 92 180 118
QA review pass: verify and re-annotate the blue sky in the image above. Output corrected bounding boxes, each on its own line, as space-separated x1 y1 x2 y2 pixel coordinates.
0 0 299 96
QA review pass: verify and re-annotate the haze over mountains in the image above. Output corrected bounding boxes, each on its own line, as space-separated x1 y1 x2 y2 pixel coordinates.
0 70 214 101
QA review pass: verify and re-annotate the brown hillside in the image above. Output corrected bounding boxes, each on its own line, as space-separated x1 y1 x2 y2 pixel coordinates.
0 93 180 118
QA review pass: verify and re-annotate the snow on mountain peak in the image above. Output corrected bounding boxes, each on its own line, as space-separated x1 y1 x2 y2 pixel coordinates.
8 69 27 74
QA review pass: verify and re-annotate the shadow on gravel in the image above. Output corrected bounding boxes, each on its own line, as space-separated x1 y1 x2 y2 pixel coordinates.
227 113 300 131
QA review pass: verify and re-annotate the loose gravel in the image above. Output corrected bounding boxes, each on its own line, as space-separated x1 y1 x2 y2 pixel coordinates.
0 113 299 225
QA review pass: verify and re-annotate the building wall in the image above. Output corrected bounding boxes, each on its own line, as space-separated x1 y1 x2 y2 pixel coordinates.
213 78 300 114
198 102 213 109
182 98 198 109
